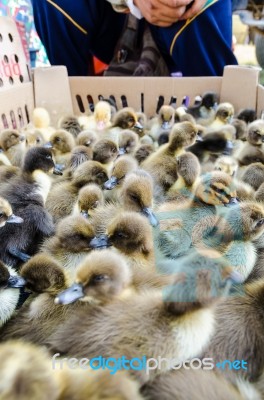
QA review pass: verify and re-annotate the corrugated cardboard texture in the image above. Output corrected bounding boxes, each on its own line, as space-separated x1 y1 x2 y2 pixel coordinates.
0 17 30 89
33 66 73 126
257 84 264 119
69 76 222 118
0 82 34 130
221 65 260 113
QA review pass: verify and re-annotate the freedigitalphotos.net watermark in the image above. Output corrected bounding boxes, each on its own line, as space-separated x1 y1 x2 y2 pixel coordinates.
51 354 248 375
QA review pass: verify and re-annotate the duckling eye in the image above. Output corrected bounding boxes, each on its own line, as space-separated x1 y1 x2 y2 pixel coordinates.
91 274 108 283
253 130 260 136
116 231 128 239
222 111 229 117
55 137 61 142
0 213 3 218
128 117 134 123
215 188 226 195
36 138 41 143
97 172 105 179
256 219 264 227
130 193 140 203
46 154 52 159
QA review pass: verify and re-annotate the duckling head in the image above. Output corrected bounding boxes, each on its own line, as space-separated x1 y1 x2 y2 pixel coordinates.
168 121 198 153
67 145 93 172
112 107 143 132
118 129 139 155
231 118 247 141
20 254 67 295
247 119 264 146
56 215 96 253
48 129 75 153
32 107 51 129
58 115 82 137
94 211 153 256
0 261 25 290
55 250 131 305
242 162 264 190
0 197 23 227
0 340 59 400
214 156 238 177
176 152 201 187
72 160 108 188
195 171 238 206
134 143 155 164
158 105 175 130
215 102 234 124
93 139 118 164
120 170 158 226
0 129 26 152
103 155 138 190
76 129 98 148
76 184 104 218
94 100 112 130
25 130 45 148
22 147 61 175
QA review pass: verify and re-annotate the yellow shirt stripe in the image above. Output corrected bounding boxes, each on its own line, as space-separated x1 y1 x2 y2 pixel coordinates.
46 0 88 35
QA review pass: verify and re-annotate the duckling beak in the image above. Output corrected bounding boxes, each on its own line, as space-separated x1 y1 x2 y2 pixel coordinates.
7 275 26 288
133 122 143 131
44 142 53 149
80 210 89 218
222 140 233 156
6 214 23 224
97 121 106 130
89 234 111 249
196 135 203 142
118 147 126 156
55 283 84 305
161 121 170 130
142 207 159 227
225 197 239 207
53 164 63 175
103 176 118 190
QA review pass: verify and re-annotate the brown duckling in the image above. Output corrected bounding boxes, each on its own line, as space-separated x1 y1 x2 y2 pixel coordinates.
0 129 26 166
142 121 198 193
48 252 237 383
0 261 25 328
118 129 139 155
149 105 175 142
40 215 96 280
76 129 98 148
134 143 155 164
58 114 82 137
256 182 264 202
207 102 234 129
66 145 93 173
92 138 118 173
108 107 143 143
47 129 76 165
46 160 108 223
0 147 58 268
90 211 155 273
72 183 104 218
0 165 20 183
241 162 264 191
235 119 264 166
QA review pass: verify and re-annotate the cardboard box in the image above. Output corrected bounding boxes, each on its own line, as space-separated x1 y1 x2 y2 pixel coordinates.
0 16 264 131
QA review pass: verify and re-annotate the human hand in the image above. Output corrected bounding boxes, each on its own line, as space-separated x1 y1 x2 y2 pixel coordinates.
133 0 194 27
179 0 208 20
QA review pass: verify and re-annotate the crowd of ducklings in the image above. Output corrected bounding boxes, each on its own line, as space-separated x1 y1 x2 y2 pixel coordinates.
0 93 264 400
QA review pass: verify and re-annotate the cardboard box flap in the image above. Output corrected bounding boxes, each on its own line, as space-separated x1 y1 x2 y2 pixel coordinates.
0 82 34 130
0 17 30 89
221 65 260 113
33 66 73 126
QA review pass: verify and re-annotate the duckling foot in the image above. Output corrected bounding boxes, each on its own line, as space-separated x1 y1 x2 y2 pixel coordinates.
8 248 31 263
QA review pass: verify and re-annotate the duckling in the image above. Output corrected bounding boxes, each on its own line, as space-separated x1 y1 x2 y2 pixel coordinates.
0 165 20 183
41 215 96 279
93 100 112 131
58 114 82 137
76 129 98 148
0 196 23 227
168 152 201 200
231 118 248 142
175 107 196 125
55 249 132 306
25 129 45 148
0 129 26 166
235 119 264 165
236 107 257 124
141 368 259 400
256 182 264 202
241 162 264 191
214 155 238 177
187 91 219 121
92 138 118 174
66 145 93 172
47 129 76 165
0 261 25 328
48 251 236 383
46 160 108 223
72 183 104 218
103 155 138 199
203 278 264 383
142 121 198 193
118 129 139 156
206 102 234 129
149 105 175 142
31 107 55 141
0 147 57 267
156 171 239 260
109 107 143 143
134 143 155 164
94 169 158 230
91 211 155 273
0 340 60 400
